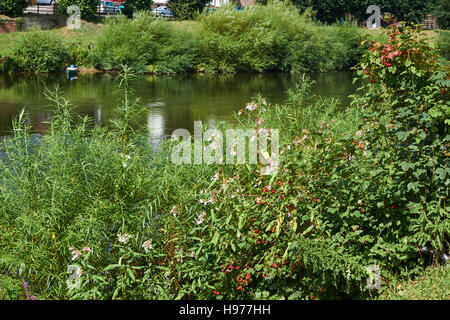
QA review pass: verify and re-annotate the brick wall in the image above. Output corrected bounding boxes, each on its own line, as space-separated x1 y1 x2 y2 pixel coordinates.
0 19 17 34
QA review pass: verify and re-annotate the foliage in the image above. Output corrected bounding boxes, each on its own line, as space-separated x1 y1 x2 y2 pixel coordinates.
167 0 210 19
196 1 362 73
9 30 69 73
0 22 448 302
0 0 28 17
437 31 450 60
58 0 99 22
290 0 347 24
122 0 153 18
90 13 201 73
433 0 450 30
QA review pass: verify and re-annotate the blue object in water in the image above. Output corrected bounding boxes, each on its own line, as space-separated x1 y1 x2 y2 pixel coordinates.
66 65 79 79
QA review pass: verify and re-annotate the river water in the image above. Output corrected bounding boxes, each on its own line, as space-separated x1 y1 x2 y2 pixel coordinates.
0 72 356 139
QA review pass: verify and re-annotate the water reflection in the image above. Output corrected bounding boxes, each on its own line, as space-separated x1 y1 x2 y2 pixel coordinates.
0 72 357 138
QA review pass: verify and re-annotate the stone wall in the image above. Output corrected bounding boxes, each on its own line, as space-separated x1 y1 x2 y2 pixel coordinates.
0 14 67 34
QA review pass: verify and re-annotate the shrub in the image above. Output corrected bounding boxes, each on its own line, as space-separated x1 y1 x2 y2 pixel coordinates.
122 0 153 18
196 1 362 73
0 0 28 17
9 30 69 72
167 0 209 19
58 0 99 22
90 13 201 73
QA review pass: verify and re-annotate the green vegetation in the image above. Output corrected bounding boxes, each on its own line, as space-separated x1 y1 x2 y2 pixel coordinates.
0 2 367 74
433 0 450 30
0 26 448 300
438 30 450 60
8 29 69 73
281 0 435 25
58 0 100 22
122 0 153 18
0 0 28 18
381 265 450 300
167 0 210 20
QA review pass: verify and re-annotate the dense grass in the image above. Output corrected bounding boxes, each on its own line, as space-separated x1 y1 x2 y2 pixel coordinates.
381 265 450 300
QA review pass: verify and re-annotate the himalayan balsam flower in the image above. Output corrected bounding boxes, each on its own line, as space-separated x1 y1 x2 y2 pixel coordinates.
69 246 81 261
197 211 206 225
142 239 153 250
245 103 257 111
170 205 178 217
117 233 131 244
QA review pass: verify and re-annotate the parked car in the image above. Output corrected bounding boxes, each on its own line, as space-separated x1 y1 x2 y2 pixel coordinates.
152 6 174 18
37 0 55 4
98 1 118 14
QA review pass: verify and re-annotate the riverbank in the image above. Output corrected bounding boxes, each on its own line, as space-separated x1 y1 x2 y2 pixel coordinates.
1 3 447 75
0 3 367 74
0 24 448 299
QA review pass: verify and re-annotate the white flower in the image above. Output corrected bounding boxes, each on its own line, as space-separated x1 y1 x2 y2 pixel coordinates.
117 233 132 244
142 239 153 250
211 173 219 182
356 130 362 137
122 162 128 168
170 205 178 217
245 103 258 111
196 211 206 225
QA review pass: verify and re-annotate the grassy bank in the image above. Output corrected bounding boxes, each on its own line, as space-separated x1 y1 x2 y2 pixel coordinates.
0 2 367 74
2 2 448 74
0 24 448 300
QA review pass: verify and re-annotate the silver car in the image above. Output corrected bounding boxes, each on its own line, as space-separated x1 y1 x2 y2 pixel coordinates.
152 6 174 18
98 1 118 14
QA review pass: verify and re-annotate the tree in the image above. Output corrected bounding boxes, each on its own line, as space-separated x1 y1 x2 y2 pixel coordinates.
167 0 210 19
290 0 348 24
347 0 434 25
433 0 450 29
122 0 153 18
0 0 28 17
58 0 99 22
381 0 433 24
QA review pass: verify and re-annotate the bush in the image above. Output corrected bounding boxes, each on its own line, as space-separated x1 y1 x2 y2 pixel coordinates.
0 0 28 17
90 13 201 73
85 1 363 73
58 0 99 22
9 30 69 72
122 0 153 18
167 0 209 19
196 1 362 73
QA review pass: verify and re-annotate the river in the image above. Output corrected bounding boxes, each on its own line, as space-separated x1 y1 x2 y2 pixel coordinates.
0 72 357 141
